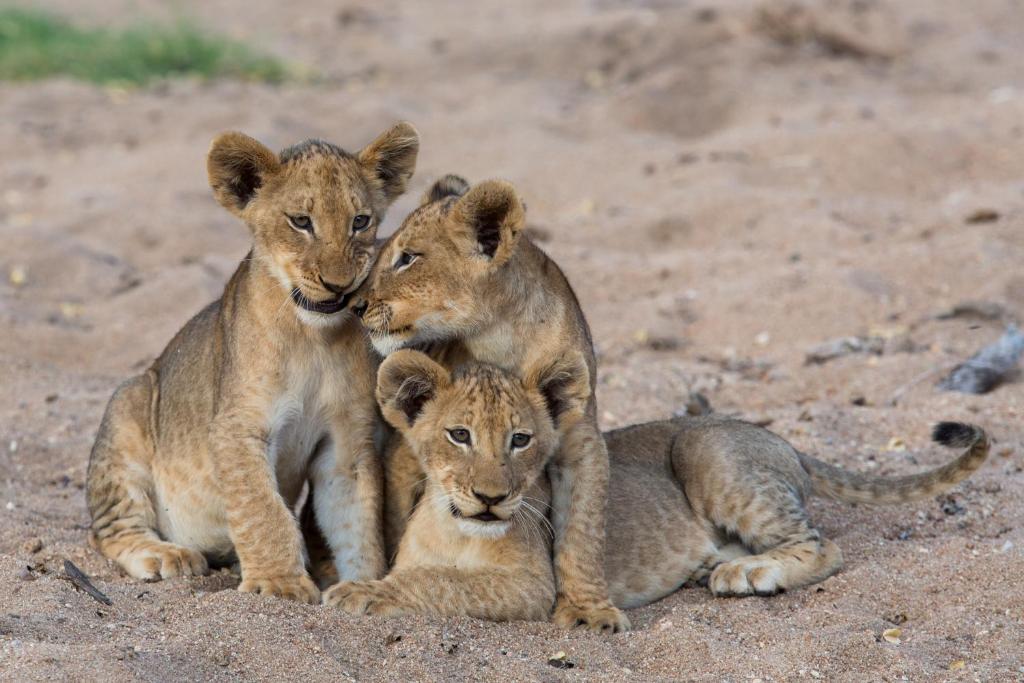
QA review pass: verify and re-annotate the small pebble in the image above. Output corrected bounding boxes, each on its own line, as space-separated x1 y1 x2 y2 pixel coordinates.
9 266 27 286
547 651 574 670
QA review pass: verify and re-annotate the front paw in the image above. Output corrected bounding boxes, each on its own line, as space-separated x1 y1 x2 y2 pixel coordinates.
238 573 320 604
552 597 630 633
323 580 402 616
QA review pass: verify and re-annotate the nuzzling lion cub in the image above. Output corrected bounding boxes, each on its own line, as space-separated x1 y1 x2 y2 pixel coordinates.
86 123 419 602
346 176 627 631
327 350 989 620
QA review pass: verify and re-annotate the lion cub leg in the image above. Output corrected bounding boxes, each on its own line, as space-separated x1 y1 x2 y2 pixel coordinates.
87 373 208 580
382 437 426 560
328 566 555 622
704 493 842 596
309 417 387 583
299 490 338 588
212 409 320 604
677 428 844 596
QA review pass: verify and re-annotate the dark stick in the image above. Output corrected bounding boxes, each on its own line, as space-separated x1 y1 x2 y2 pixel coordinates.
63 559 113 606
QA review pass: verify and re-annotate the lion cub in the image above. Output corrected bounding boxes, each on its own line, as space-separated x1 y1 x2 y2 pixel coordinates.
86 123 419 602
327 350 989 619
345 176 627 631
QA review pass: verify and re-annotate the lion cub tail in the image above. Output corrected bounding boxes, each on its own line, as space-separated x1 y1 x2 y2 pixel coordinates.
798 422 989 505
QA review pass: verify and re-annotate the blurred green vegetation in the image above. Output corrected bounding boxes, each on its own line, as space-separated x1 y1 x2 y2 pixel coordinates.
0 8 288 85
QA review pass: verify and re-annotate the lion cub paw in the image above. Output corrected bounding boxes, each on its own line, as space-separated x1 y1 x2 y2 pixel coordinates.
123 542 209 581
238 573 320 604
709 557 784 597
323 580 401 616
552 598 630 633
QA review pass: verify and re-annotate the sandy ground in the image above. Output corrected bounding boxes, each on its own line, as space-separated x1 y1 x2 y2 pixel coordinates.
2 0 1023 680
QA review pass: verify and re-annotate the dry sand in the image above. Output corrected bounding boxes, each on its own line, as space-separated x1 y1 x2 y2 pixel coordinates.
1 0 1023 680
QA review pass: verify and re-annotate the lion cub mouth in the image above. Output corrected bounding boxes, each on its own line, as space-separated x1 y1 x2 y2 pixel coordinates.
449 503 503 523
471 511 501 522
290 289 349 315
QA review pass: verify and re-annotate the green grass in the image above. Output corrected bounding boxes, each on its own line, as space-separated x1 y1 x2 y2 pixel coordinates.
0 8 288 85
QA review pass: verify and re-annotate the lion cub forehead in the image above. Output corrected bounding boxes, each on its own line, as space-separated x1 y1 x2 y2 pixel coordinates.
279 139 367 182
274 139 373 204
447 364 532 422
279 139 354 164
398 196 457 233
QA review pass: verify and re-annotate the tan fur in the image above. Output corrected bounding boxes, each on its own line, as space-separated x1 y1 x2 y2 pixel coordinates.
86 124 419 602
329 352 989 620
337 176 627 631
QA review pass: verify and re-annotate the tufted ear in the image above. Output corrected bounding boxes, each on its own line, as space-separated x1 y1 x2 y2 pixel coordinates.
376 350 451 431
451 179 525 266
525 351 592 429
420 174 470 206
358 121 420 203
207 132 280 217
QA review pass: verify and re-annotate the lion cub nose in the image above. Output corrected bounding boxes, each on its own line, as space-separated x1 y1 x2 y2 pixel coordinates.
351 299 369 318
472 490 507 507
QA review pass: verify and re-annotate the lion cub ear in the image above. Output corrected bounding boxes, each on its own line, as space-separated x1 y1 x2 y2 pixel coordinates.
358 121 420 204
526 351 592 430
377 350 451 431
420 174 470 206
451 180 526 266
207 132 281 217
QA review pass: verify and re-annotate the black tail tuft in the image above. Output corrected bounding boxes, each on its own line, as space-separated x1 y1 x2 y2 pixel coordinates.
932 421 978 448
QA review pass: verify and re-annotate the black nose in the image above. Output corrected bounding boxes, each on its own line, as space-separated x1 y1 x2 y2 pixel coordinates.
473 490 506 507
351 299 368 318
319 277 346 295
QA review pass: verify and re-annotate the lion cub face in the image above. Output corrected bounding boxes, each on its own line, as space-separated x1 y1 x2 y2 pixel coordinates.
353 175 525 353
207 123 419 325
376 350 590 539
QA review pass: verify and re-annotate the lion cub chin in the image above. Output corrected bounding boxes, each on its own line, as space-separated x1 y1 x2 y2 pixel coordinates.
328 350 989 621
86 123 419 602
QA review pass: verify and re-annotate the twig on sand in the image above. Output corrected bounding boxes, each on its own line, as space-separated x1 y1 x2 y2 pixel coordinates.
62 559 113 606
887 363 956 407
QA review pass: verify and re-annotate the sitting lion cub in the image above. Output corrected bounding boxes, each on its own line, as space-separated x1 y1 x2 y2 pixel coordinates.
86 123 419 602
327 350 989 619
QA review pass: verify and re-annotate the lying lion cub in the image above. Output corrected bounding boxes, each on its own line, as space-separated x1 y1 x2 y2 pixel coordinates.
328 350 989 619
86 123 419 602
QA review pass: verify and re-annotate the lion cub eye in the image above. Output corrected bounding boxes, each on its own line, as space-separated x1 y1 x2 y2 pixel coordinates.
447 428 471 445
394 251 418 271
511 433 532 449
287 214 314 234
352 214 371 233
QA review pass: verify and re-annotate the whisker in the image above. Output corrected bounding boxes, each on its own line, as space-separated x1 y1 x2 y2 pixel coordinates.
521 501 555 538
516 507 537 548
273 287 299 321
516 505 546 551
522 495 552 511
